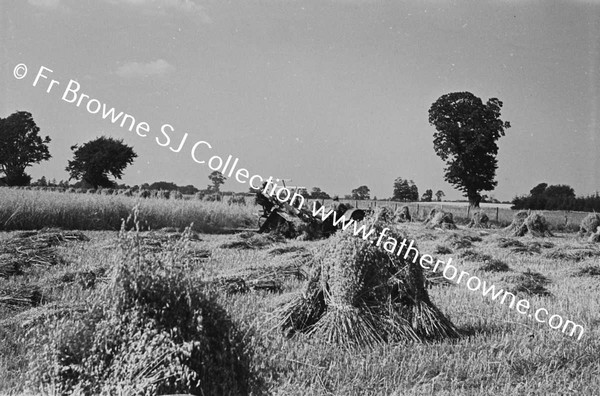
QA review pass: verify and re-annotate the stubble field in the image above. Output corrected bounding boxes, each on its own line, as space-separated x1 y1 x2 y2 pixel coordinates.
1 188 600 395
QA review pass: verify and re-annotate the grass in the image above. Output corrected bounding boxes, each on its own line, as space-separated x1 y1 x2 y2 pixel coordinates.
1 194 600 394
0 187 256 233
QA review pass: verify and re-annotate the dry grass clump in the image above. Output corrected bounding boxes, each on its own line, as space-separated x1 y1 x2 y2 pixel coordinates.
424 209 457 230
505 211 553 237
444 233 481 250
434 245 453 254
268 245 307 256
460 249 492 261
372 205 411 224
544 247 600 262
508 241 552 256
217 277 283 294
458 250 509 272
23 211 258 395
0 229 89 278
0 284 44 310
51 268 108 290
468 212 489 228
372 206 396 224
573 265 600 277
502 269 551 297
479 258 510 273
275 224 459 347
579 213 600 237
395 205 412 222
220 232 285 249
497 238 525 248
588 226 600 243
215 260 309 294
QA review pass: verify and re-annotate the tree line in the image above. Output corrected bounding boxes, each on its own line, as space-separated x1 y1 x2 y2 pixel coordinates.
512 183 600 212
2 90 518 208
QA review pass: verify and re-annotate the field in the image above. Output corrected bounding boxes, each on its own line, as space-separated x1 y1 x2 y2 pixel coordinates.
1 188 600 395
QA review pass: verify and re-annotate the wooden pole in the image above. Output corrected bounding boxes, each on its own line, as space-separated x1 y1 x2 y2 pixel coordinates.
496 207 499 222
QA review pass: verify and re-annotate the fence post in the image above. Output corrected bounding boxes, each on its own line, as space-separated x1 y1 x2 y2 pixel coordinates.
496 207 499 222
395 203 398 211
321 198 324 206
374 200 377 208
355 200 358 208
467 205 470 218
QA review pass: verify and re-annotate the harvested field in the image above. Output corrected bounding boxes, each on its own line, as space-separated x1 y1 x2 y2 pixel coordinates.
1 201 600 395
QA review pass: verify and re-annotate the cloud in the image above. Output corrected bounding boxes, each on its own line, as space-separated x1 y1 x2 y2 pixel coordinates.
28 0 61 8
115 59 175 78
105 0 212 22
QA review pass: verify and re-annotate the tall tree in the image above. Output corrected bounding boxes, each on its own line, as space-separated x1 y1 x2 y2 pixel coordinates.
351 185 371 200
0 111 51 186
66 136 137 188
392 177 409 201
408 180 419 201
435 190 445 202
208 171 226 192
428 92 511 208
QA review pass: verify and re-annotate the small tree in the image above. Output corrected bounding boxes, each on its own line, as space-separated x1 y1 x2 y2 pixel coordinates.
310 187 331 200
351 185 371 200
392 177 418 202
0 111 51 186
208 171 226 192
429 92 511 208
435 190 445 202
421 189 433 202
66 136 137 188
34 176 48 187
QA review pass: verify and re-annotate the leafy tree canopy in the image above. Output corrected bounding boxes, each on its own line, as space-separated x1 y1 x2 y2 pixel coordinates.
0 111 51 186
309 187 331 200
421 189 433 202
435 190 445 202
392 177 419 202
149 181 178 191
429 91 510 208
351 185 371 200
66 136 137 188
208 171 226 192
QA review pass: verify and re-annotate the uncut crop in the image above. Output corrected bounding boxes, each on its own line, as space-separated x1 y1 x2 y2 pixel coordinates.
0 188 255 233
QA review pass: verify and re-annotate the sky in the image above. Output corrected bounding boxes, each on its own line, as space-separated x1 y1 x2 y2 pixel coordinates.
1 0 599 201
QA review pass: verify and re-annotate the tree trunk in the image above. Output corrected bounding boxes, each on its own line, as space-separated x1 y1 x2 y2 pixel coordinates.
467 191 481 209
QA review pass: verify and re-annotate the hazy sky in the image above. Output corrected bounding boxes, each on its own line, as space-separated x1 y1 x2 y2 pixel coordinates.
1 0 599 201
